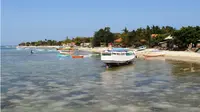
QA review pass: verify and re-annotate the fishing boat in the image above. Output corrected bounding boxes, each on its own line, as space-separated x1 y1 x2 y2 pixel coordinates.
57 47 76 55
59 50 74 55
101 48 136 67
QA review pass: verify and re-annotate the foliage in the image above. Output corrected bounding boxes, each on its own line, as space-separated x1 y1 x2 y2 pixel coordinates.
19 37 92 46
151 34 167 47
172 26 200 50
92 27 114 47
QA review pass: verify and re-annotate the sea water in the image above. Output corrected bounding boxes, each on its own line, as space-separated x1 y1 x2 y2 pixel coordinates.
1 46 200 112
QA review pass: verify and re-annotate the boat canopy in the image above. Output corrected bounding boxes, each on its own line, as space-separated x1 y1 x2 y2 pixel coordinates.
110 48 129 52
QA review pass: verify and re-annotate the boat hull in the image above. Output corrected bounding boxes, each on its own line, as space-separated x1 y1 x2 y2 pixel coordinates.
102 58 135 64
101 55 136 66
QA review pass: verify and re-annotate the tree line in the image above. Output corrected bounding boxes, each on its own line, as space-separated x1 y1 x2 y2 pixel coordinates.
92 25 200 50
18 37 92 46
19 25 200 50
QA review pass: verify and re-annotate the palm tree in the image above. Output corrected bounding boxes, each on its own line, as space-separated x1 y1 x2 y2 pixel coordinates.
122 27 129 33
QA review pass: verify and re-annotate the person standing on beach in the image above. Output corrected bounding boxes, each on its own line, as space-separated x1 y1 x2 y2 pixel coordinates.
108 43 112 50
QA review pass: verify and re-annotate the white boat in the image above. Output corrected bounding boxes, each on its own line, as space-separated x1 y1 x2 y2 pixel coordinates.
101 48 136 66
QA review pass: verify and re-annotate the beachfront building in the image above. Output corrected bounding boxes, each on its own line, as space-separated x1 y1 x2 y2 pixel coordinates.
62 42 76 47
80 43 91 47
153 35 174 50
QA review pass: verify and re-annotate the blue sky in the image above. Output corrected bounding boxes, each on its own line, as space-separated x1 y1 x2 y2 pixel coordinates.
1 0 200 45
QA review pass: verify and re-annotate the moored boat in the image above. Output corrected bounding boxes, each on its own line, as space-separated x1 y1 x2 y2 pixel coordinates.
57 46 76 55
101 48 136 67
59 50 74 55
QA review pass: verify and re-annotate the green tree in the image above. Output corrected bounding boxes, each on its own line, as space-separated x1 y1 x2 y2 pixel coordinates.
92 27 114 47
19 42 25 46
121 27 129 47
25 42 30 46
145 25 152 47
103 27 114 46
30 42 35 46
122 27 129 33
64 37 71 44
74 37 82 46
151 34 166 47
127 30 136 47
173 26 200 50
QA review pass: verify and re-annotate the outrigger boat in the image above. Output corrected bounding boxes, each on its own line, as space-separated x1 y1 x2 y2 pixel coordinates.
57 46 75 55
59 50 74 55
101 48 136 67
57 46 85 59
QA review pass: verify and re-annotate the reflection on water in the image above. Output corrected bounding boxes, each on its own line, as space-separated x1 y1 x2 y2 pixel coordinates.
169 61 200 75
1 49 200 112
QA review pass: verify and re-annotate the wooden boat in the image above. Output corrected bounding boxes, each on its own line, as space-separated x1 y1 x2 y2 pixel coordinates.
59 51 74 55
72 55 84 59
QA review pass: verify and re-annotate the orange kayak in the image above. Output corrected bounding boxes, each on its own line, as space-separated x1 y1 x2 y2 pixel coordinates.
72 55 84 59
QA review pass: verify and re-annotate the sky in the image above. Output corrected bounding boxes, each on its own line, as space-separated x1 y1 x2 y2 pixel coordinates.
1 0 200 45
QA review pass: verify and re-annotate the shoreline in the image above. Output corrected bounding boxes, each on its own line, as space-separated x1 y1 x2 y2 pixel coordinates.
78 47 200 64
16 46 200 64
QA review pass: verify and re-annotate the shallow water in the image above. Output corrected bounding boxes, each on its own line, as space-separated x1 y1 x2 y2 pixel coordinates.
1 48 200 112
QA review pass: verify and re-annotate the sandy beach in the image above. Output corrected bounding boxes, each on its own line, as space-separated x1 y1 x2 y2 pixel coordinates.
78 47 200 64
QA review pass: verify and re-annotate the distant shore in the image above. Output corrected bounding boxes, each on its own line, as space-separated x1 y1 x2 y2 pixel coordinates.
16 46 61 49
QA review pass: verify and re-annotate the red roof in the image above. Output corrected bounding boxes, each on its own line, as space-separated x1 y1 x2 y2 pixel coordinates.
151 34 158 38
114 38 122 43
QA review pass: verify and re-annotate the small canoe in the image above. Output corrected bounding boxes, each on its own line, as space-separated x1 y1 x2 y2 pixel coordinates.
72 55 84 59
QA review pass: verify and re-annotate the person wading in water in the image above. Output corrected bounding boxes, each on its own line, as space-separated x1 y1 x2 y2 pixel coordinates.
31 50 34 54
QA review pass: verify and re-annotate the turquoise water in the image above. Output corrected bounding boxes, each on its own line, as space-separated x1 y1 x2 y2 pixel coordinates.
1 47 200 112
